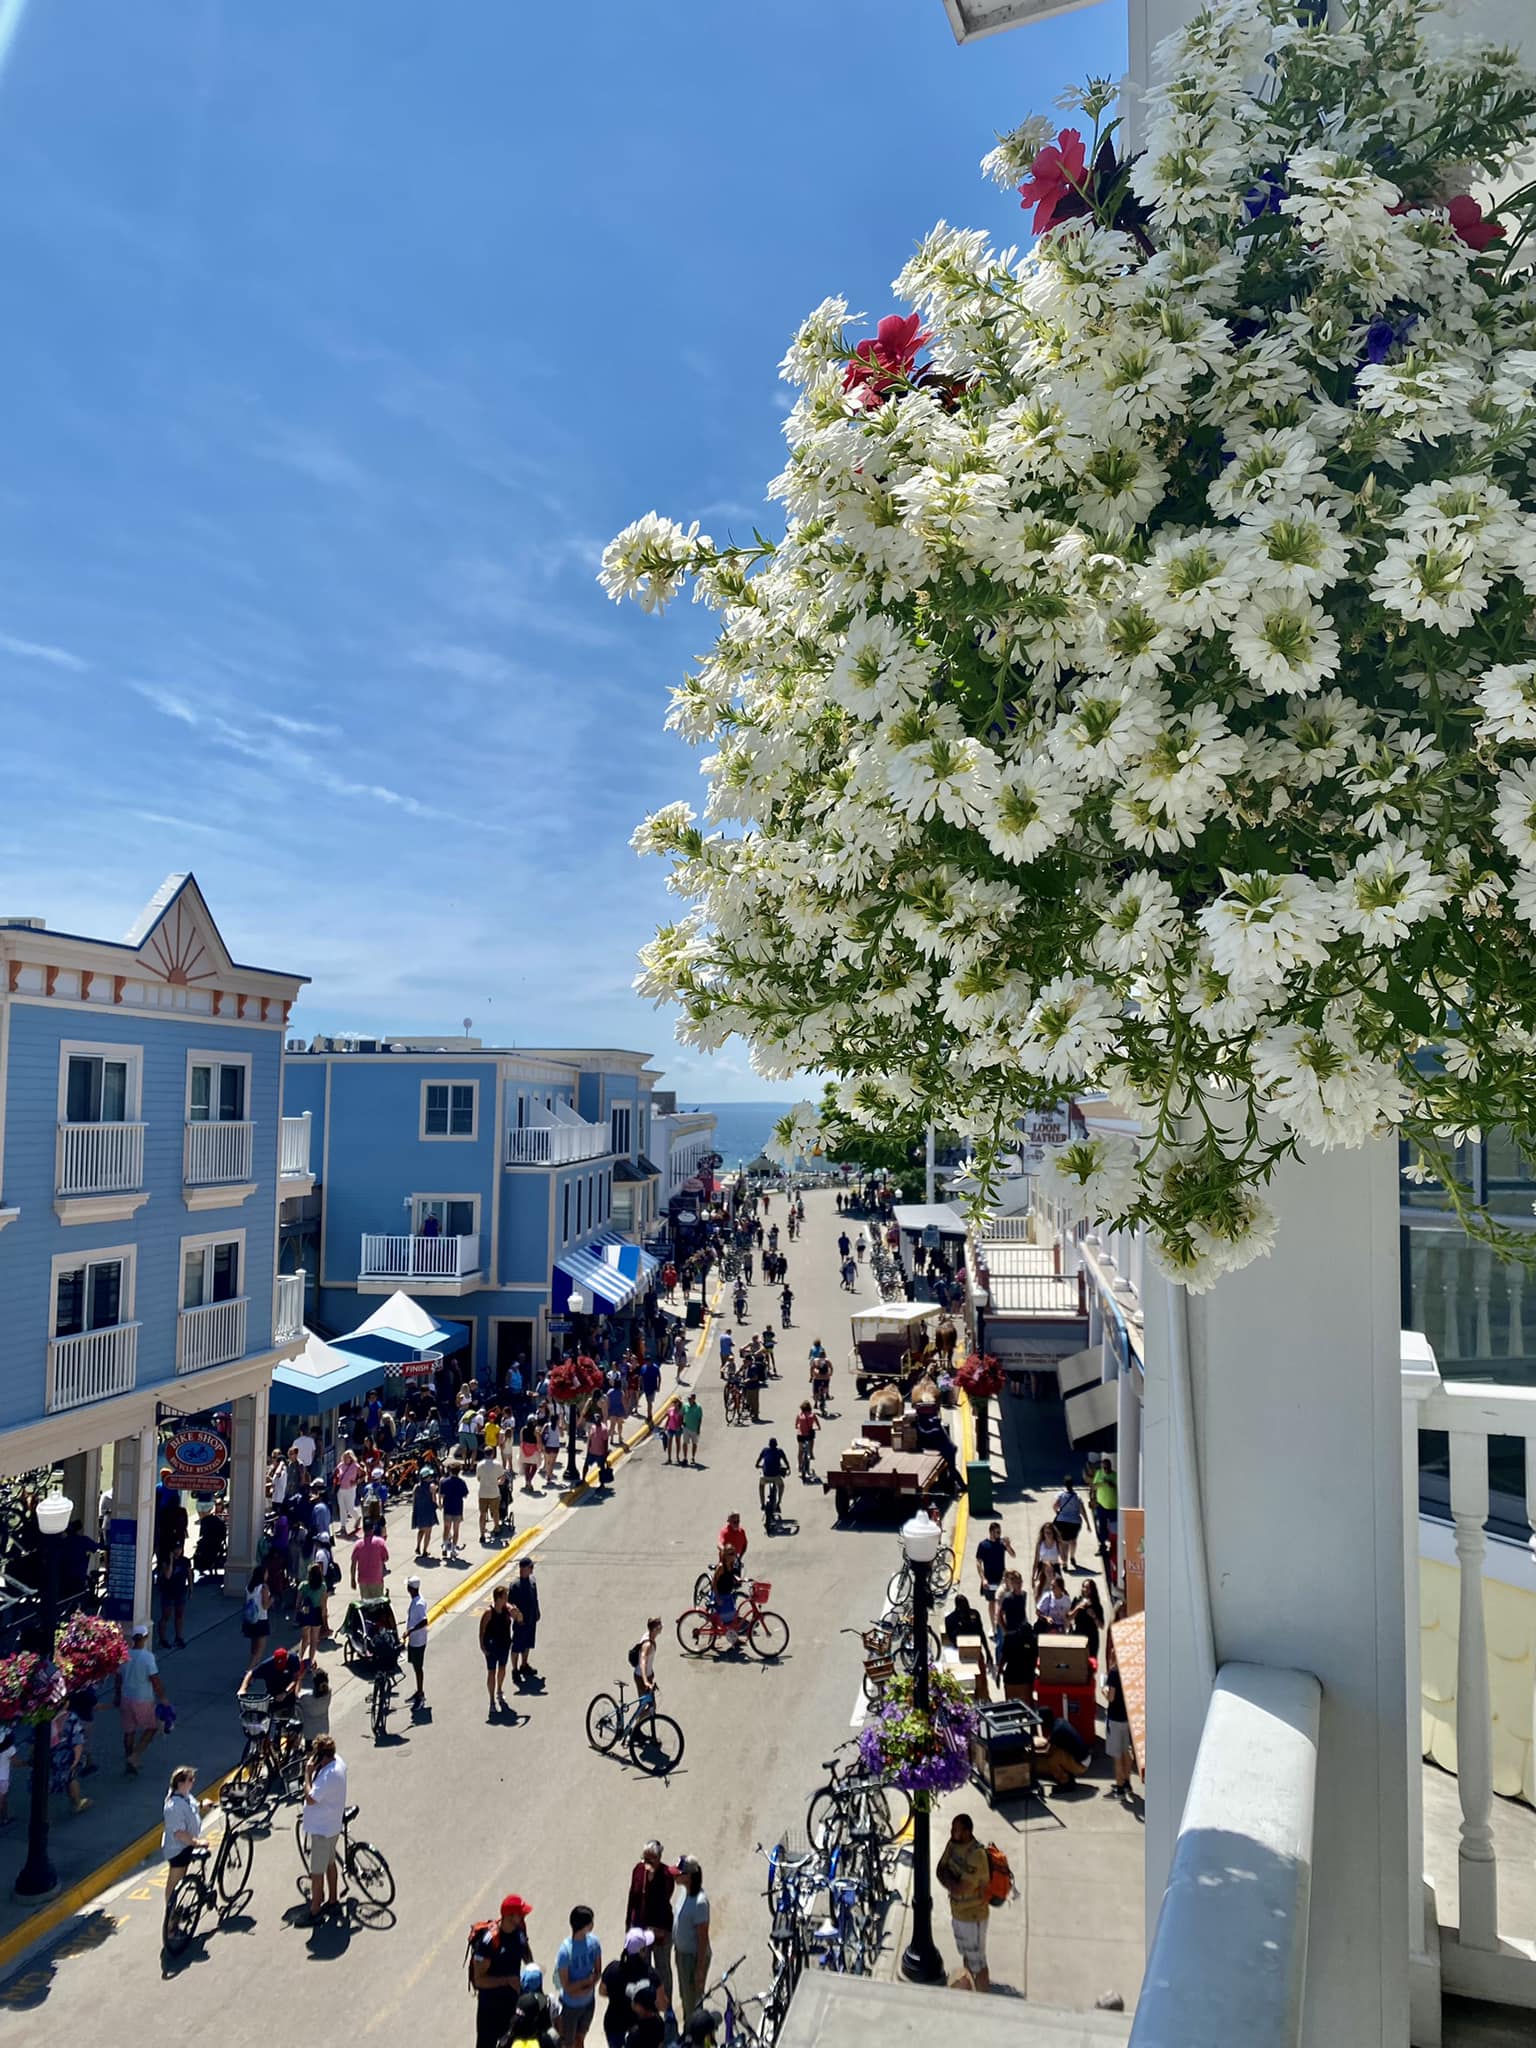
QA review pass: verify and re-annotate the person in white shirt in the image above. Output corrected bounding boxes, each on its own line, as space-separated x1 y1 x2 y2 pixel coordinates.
404 1574 430 1709
476 1450 502 1544
301 1736 348 1920
291 1430 317 1474
161 1764 203 1944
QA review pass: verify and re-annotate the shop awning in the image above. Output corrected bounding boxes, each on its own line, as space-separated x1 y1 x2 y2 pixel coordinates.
330 1290 470 1364
553 1227 660 1315
271 1332 391 1417
892 1203 969 1236
589 1225 659 1280
1064 1376 1118 1447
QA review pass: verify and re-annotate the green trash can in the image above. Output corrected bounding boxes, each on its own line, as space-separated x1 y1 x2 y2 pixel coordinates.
685 1298 704 1328
967 1459 994 1518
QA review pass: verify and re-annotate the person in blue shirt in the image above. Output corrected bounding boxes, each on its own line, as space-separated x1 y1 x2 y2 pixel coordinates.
755 1439 790 1517
718 1330 734 1367
639 1357 661 1424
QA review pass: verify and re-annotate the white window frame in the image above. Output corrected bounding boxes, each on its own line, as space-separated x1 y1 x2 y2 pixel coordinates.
179 1227 247 1309
410 1193 481 1238
50 1242 138 1338
185 1049 252 1124
611 1104 632 1156
57 1040 144 1124
420 1077 478 1142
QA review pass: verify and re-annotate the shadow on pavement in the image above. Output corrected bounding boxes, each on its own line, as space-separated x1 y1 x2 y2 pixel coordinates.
0 1907 117 2011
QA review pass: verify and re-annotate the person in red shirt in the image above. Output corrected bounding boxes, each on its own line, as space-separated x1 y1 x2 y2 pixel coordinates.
717 1514 748 1565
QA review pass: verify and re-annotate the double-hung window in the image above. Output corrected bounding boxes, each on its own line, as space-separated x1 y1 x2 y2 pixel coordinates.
423 1082 476 1138
611 1105 632 1156
65 1054 129 1123
189 1060 246 1122
55 1254 126 1337
182 1238 241 1309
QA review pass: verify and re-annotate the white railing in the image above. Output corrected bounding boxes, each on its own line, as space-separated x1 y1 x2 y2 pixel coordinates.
506 1121 609 1166
360 1232 481 1281
177 1295 248 1374
46 1322 140 1412
184 1119 255 1185
1133 1662 1321 2048
1403 1336 1536 2018
982 1214 1035 1241
57 1120 146 1196
274 1271 305 1344
279 1113 312 1179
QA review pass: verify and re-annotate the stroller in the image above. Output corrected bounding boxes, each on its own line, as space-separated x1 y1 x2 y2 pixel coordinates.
339 1597 402 1675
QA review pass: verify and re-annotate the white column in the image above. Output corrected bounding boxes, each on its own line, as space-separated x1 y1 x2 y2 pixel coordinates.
1401 1336 1442 2048
1474 1248 1494 1361
111 1428 157 1629
1118 1362 1142 1512
1447 1428 1497 1949
224 1385 269 1591
1143 1133 1409 2046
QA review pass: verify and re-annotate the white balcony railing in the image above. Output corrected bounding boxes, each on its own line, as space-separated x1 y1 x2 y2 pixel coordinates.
279 1113 312 1179
46 1322 140 1412
177 1295 248 1374
360 1232 480 1281
57 1120 146 1196
981 1214 1035 1242
1403 1336 1536 2020
184 1119 255 1186
274 1271 305 1344
506 1121 609 1166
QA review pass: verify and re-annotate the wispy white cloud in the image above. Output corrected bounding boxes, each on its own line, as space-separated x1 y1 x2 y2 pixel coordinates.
0 631 88 671
407 640 518 689
256 426 372 492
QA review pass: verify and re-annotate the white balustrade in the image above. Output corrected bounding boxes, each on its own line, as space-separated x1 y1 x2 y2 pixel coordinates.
57 1120 146 1196
982 1214 1035 1241
279 1113 312 1178
273 1271 305 1344
505 1121 609 1166
177 1295 248 1373
184 1119 255 1185
47 1322 139 1411
359 1232 481 1280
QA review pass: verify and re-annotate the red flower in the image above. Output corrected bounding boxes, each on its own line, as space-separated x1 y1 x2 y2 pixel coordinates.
1018 128 1088 236
843 312 929 404
1447 193 1505 252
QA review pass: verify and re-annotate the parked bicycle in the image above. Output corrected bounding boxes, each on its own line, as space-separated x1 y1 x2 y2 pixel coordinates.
886 1544 955 1609
695 1955 768 2048
293 1801 396 1908
225 1697 304 1816
805 1742 911 1852
677 1579 789 1660
585 1676 686 1775
162 1793 258 1956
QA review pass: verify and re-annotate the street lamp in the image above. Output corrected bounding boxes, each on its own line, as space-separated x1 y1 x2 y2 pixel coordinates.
14 1490 73 1901
899 1510 947 1984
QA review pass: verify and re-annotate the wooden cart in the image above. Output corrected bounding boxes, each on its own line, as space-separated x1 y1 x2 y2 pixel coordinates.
826 1447 947 1524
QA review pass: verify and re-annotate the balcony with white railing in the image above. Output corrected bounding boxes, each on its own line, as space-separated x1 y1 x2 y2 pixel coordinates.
177 1294 248 1374
46 1322 140 1412
358 1232 481 1292
57 1120 147 1199
184 1119 255 1191
279 1112 313 1185
273 1271 306 1345
505 1120 610 1167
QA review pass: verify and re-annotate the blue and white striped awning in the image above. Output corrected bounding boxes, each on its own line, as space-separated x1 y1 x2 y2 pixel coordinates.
553 1230 658 1316
588 1226 659 1281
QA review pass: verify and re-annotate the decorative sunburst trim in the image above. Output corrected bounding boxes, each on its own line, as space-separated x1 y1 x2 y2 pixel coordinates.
141 900 217 987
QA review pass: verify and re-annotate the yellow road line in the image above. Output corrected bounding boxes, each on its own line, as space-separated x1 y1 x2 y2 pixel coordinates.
951 1389 975 1579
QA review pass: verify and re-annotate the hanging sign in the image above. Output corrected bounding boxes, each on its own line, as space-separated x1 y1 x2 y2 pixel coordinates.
163 1427 230 1489
104 1517 137 1621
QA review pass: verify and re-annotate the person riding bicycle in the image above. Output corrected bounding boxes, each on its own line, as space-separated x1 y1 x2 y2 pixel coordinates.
760 1326 776 1368
756 1439 790 1517
709 1548 744 1635
630 1616 663 1719
779 1286 793 1328
808 1343 832 1409
794 1401 819 1477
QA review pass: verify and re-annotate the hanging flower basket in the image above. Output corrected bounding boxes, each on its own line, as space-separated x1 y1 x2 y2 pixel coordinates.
606 0 1536 1288
548 1355 604 1406
55 1614 129 1694
955 1352 1005 1401
0 1652 67 1727
857 1669 979 1795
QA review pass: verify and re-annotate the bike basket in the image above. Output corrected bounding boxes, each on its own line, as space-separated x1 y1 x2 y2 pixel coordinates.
750 1580 772 1606
861 1627 892 1653
238 1709 271 1738
863 1657 896 1683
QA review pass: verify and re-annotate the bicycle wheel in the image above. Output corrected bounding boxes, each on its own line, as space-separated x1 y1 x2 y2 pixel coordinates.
932 1548 956 1597
370 1675 390 1741
885 1566 912 1610
585 1692 623 1751
216 1825 253 1904
675 1609 714 1657
162 1876 202 1957
629 1711 684 1776
805 1785 842 1851
224 1747 270 1819
692 1569 713 1608
748 1609 790 1660
347 1837 396 1906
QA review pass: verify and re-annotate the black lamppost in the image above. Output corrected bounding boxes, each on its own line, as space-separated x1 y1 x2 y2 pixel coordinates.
14 1490 74 1901
899 1512 946 1984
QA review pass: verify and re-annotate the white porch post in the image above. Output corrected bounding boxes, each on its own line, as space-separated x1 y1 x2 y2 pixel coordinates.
110 1428 158 1629
1143 1134 1409 2047
224 1385 269 1591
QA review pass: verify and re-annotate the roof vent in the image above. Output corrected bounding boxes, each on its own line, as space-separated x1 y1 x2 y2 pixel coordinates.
0 915 45 930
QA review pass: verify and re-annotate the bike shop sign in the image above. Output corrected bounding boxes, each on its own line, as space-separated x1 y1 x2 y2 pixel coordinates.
164 1426 230 1489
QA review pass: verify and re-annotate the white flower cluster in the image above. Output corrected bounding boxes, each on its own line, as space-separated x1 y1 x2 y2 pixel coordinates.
604 0 1536 1285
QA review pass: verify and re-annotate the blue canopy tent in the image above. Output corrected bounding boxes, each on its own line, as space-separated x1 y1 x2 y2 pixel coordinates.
328 1289 471 1366
270 1331 392 1418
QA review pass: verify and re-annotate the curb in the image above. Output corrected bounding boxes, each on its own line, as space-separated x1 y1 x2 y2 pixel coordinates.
0 1284 722 1983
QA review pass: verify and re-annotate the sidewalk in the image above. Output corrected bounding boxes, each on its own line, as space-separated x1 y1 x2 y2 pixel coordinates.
0 1311 712 1968
882 1381 1144 2013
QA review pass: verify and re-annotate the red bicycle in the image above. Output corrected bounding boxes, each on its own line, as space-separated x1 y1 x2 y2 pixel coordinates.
676 1579 790 1660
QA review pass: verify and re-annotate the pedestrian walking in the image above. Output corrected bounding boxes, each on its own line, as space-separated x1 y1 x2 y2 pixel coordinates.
660 1399 684 1465
297 1562 328 1659
116 1624 167 1774
680 1394 703 1468
351 1521 389 1602
601 1929 667 2048
672 1859 711 2026
639 1355 661 1424
520 1417 541 1491
1052 1477 1086 1571
478 1448 504 1543
976 1522 1015 1628
440 1459 469 1557
470 1894 534 2048
508 1556 540 1685
334 1447 361 1537
625 1841 678 2001
556 1906 602 2046
411 1466 439 1561
584 1415 612 1488
404 1574 429 1708
540 1413 563 1488
158 1550 191 1650
301 1734 348 1923
240 1564 272 1673
480 1584 514 1713
935 1812 992 1991
1092 1456 1118 1553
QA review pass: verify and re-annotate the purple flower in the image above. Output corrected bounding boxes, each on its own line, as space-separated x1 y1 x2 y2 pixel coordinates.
1242 164 1288 221
1363 311 1417 366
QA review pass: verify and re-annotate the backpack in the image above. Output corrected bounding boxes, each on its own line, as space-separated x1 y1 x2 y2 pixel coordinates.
986 1843 1017 1907
628 1639 644 1673
464 1919 498 1994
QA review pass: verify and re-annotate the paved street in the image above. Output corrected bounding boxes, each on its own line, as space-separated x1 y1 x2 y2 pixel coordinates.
1 1190 919 2041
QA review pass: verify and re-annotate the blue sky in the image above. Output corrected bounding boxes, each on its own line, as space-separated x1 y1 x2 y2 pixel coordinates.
0 0 1121 1099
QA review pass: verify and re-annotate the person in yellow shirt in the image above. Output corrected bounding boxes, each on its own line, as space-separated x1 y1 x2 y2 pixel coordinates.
935 1813 991 1991
483 1410 501 1453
